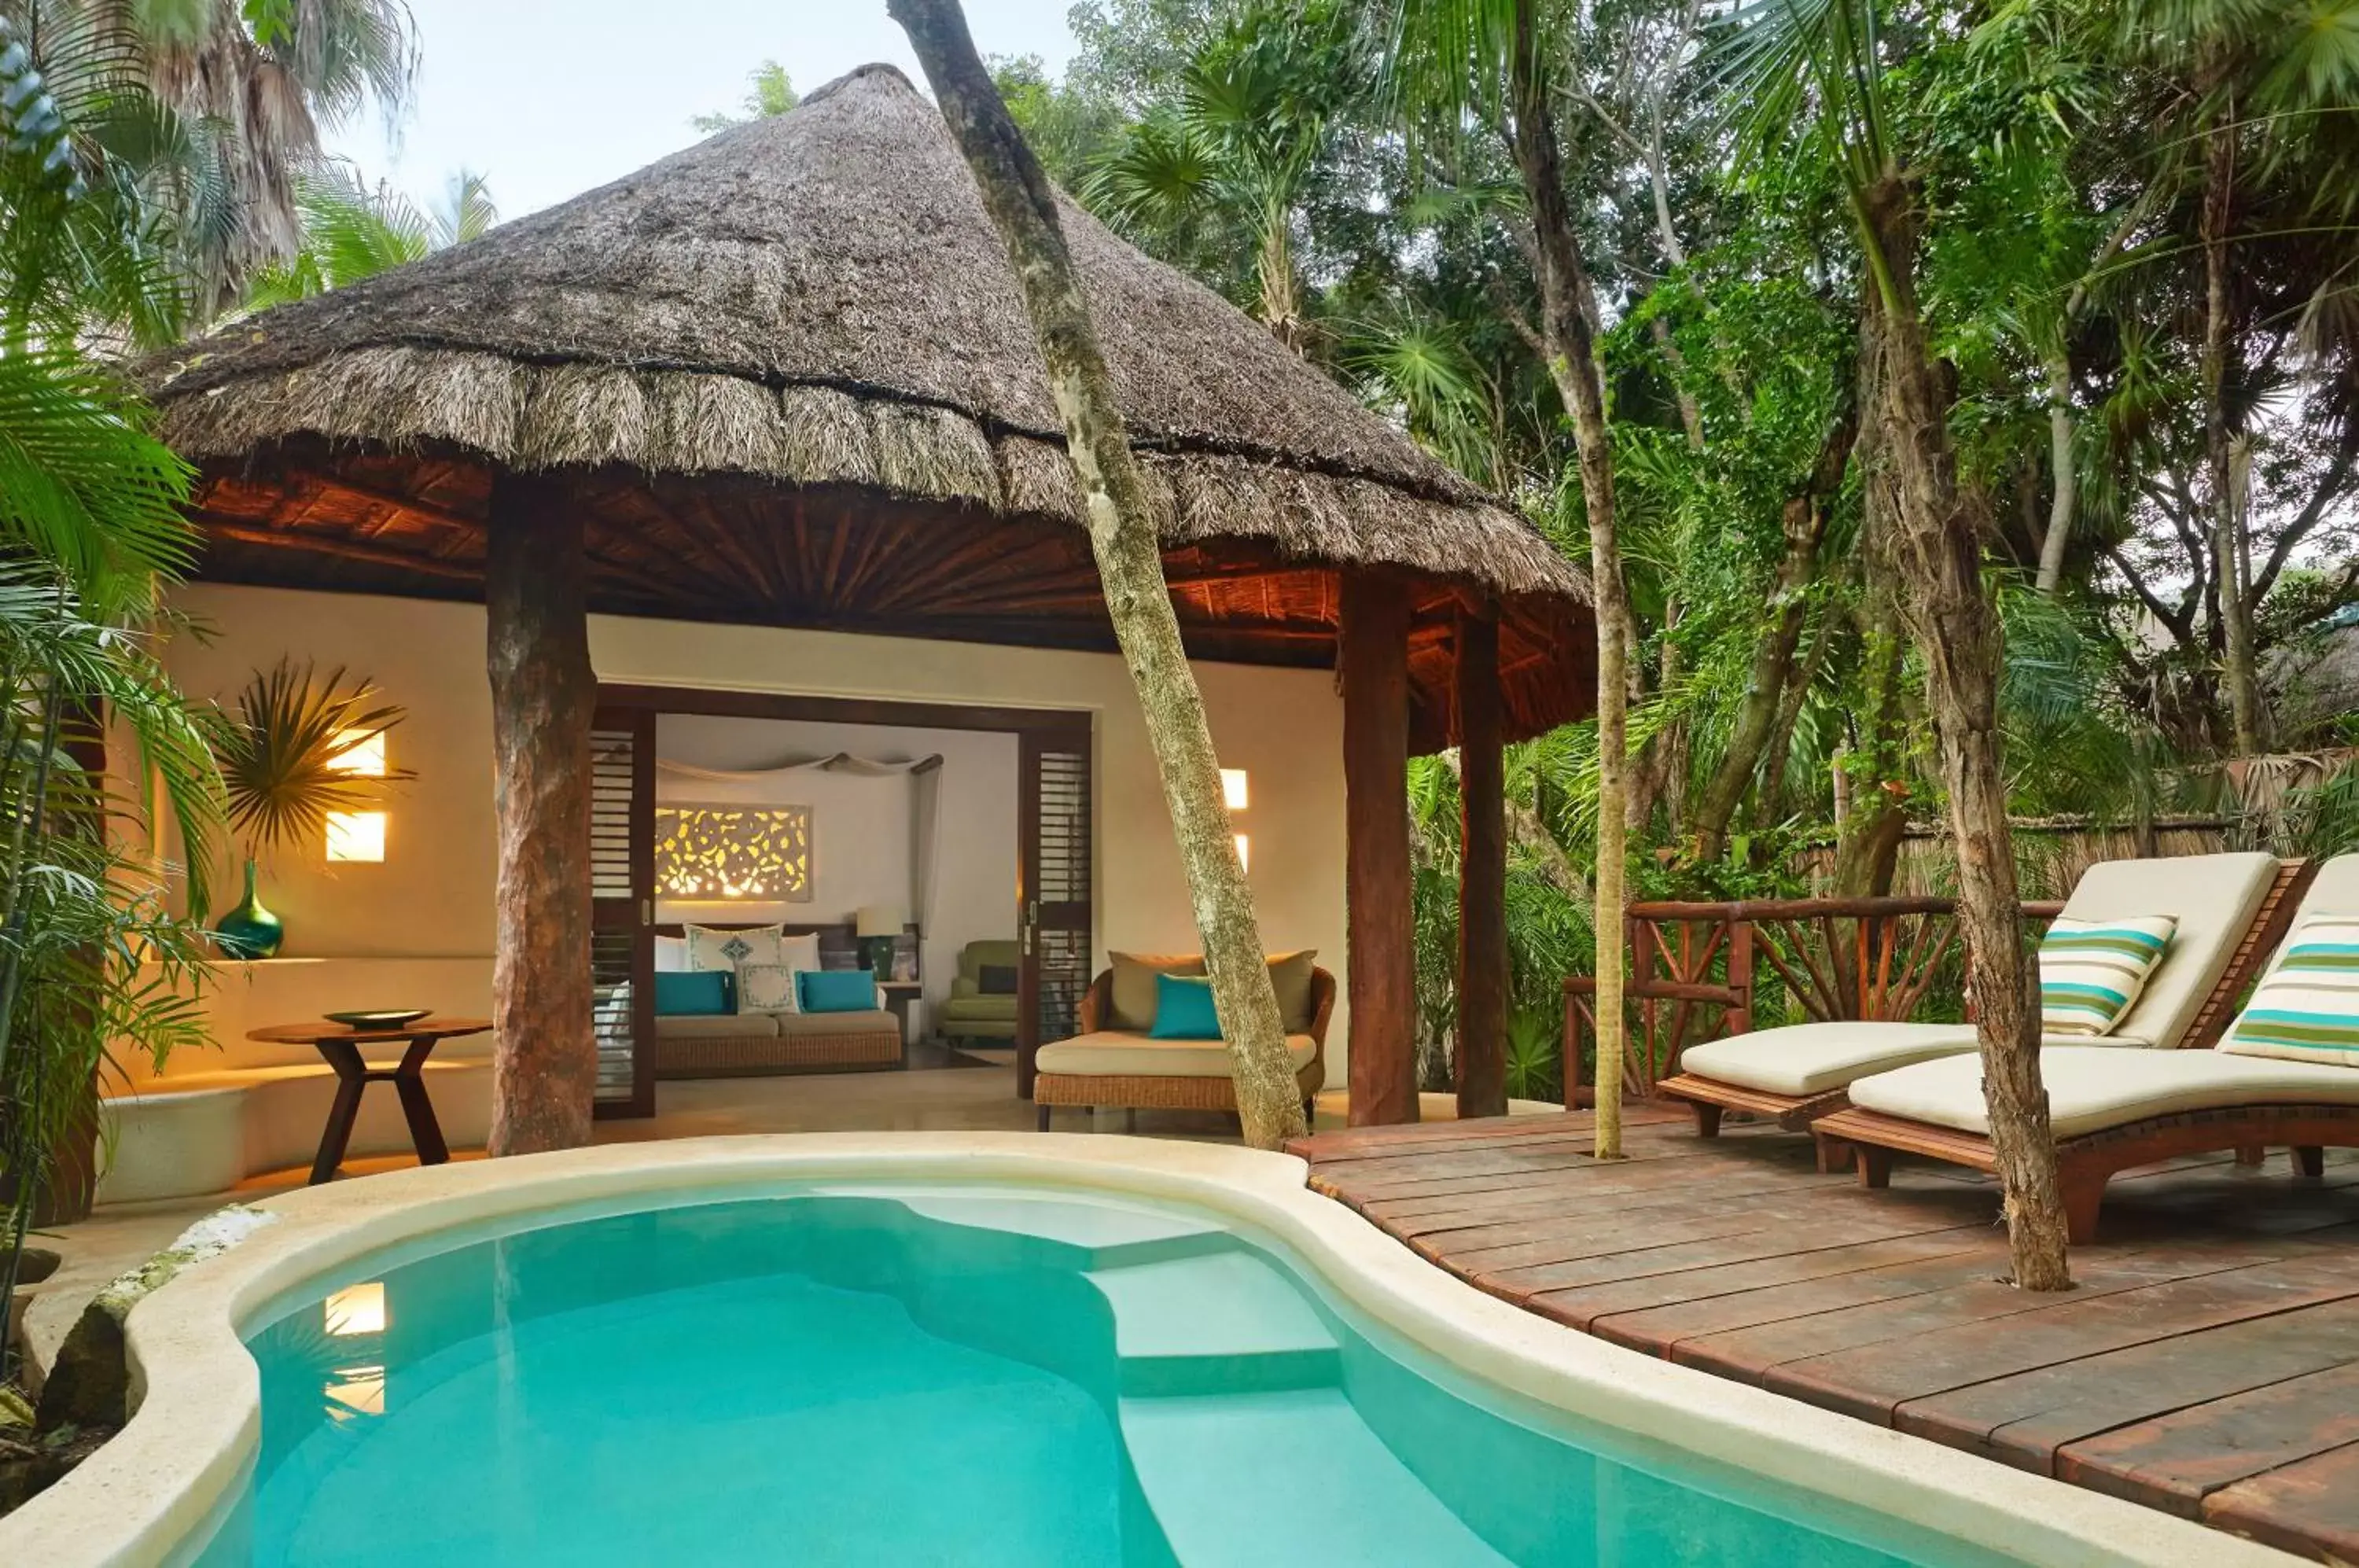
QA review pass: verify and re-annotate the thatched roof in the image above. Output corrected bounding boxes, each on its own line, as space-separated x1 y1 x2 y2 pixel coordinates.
145 64 1592 745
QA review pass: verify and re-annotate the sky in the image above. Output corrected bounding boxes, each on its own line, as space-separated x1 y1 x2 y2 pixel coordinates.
325 2 1080 219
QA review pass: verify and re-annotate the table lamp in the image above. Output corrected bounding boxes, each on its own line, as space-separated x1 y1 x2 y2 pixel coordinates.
856 904 907 977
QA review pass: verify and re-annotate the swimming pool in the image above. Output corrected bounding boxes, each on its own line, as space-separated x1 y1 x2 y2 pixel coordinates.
0 1136 2291 1566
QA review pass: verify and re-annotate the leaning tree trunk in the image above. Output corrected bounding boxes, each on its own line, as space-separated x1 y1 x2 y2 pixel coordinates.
1860 178 2071 1291
1507 3 1629 1156
889 0 1303 1148
2201 94 2263 755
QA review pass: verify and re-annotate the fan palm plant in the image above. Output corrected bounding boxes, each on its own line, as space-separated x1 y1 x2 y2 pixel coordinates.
203 660 410 955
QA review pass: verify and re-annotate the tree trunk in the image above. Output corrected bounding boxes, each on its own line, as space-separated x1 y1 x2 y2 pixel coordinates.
485 473 598 1156
1456 609 1508 1119
890 0 1302 1147
1342 573 1420 1126
1507 2 1629 1158
1691 409 1853 857
1754 609 1834 836
2202 93 2263 755
2034 357 2076 595
1858 177 2071 1290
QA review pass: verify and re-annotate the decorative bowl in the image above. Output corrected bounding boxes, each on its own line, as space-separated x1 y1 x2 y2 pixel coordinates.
324 1009 432 1030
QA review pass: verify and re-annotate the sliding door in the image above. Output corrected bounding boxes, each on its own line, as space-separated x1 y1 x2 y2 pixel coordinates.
589 706 656 1117
1016 722 1094 1097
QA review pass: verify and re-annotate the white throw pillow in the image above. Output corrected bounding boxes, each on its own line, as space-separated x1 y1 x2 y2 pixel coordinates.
779 931 822 976
653 935 690 973
735 963 799 1015
2038 915 2177 1036
686 923 784 972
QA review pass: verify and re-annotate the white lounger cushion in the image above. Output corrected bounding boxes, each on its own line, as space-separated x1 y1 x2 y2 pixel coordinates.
1676 852 2282 1099
1036 1031 1317 1080
1679 1023 1982 1096
2056 851 2280 1049
1848 1045 2359 1140
1679 1021 2155 1097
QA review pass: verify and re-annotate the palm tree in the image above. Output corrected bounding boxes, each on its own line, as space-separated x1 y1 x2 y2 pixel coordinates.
1083 3 1356 352
1375 0 1638 1156
244 164 496 305
1717 0 2071 1288
889 0 1306 1148
0 15 225 1366
692 61 797 133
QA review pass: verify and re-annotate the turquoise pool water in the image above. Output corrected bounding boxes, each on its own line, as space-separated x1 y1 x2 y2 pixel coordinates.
186 1187 2024 1566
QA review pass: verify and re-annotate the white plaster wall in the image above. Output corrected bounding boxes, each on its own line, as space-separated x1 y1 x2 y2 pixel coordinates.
653 712 1021 1017
152 583 1352 1074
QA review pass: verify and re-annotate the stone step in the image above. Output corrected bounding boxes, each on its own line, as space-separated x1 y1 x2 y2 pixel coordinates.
1118 1389 1511 1567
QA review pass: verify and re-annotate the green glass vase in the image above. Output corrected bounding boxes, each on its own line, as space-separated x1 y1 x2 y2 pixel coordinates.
215 856 284 959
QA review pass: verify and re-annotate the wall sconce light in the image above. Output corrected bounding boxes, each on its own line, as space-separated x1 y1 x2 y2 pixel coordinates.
326 811 387 863
1221 767 1249 811
326 730 388 863
329 730 387 776
1234 834 1250 874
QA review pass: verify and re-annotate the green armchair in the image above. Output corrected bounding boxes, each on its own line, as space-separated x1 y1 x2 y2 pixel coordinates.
940 939 1021 1043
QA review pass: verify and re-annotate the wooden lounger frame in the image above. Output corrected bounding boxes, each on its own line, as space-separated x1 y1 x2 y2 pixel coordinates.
1656 857 2317 1139
1812 1101 2356 1243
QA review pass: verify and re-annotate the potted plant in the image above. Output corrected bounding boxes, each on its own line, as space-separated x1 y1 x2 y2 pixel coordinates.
204 660 411 958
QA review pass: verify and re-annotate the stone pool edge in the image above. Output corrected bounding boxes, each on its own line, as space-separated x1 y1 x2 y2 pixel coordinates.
0 1132 2302 1568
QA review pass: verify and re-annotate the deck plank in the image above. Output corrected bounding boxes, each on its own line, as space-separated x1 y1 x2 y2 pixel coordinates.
1298 1110 2359 1563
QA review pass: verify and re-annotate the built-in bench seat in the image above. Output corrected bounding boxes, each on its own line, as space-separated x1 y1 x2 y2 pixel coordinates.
651 1009 903 1078
97 1058 494 1205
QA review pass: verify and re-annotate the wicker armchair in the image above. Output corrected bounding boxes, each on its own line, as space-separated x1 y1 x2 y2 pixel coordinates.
1032 966 1335 1128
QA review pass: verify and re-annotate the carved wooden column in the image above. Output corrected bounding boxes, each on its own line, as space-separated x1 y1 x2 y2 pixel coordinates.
1456 609 1508 1119
1341 572 1419 1126
485 471 598 1154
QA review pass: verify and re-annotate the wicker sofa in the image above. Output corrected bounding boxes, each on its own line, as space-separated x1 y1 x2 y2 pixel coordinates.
1032 964 1334 1128
651 1008 902 1079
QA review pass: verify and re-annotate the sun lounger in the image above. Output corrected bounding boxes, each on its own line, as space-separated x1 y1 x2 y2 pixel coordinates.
1820 852 2359 1241
1658 852 2306 1142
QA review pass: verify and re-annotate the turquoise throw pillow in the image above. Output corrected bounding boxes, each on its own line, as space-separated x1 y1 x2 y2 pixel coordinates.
1148 973 1222 1040
653 970 731 1016
799 969 878 1014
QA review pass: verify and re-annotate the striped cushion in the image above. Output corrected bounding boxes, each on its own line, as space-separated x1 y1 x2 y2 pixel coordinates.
2219 915 2359 1066
2039 915 2177 1036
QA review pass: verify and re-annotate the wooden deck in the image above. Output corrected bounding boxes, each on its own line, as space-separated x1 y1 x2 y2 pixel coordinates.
1289 1102 2359 1564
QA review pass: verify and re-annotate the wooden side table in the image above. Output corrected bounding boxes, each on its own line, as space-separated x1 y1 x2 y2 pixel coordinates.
246 1018 491 1183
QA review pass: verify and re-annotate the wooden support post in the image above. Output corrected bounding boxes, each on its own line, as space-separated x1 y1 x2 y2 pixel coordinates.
485 473 598 1155
1456 609 1508 1120
1342 572 1418 1126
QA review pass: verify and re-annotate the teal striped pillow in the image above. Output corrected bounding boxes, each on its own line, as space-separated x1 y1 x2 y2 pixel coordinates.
2220 915 2359 1066
2039 915 2177 1036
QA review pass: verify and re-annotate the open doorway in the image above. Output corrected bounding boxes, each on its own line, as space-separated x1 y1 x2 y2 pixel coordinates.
587 687 1091 1121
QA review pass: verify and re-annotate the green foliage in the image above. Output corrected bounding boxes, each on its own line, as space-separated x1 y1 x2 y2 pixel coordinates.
692 61 797 134
243 164 496 304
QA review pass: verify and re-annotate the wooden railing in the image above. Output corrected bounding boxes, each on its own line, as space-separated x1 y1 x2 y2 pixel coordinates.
1564 896 2066 1098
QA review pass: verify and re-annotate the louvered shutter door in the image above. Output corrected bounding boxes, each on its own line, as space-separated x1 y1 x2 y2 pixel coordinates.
1018 724 1093 1096
590 708 656 1117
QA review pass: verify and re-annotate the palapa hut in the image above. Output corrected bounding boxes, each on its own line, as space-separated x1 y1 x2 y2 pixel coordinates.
131 64 1590 1149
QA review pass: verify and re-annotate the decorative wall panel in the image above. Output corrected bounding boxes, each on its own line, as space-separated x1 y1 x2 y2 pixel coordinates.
653 804 813 901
